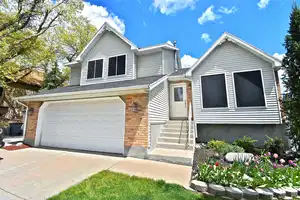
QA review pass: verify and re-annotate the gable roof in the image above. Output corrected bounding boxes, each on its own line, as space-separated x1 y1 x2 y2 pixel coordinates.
75 22 138 61
186 32 282 76
73 22 179 63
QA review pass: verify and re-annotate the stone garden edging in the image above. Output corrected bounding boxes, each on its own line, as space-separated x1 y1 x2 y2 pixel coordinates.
190 180 300 200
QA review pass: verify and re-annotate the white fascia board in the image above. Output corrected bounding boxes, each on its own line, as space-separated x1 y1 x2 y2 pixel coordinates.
149 75 168 90
186 32 282 76
16 85 149 102
65 61 81 67
168 75 190 82
137 44 179 53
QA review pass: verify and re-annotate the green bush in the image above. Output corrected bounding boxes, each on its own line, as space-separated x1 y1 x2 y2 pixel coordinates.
208 140 244 155
264 136 285 155
233 136 257 153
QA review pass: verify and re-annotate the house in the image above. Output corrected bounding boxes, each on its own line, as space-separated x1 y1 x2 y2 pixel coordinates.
16 23 284 166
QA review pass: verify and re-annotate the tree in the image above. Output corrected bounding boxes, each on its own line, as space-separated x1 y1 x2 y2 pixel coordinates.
42 62 69 90
0 0 84 85
282 4 300 151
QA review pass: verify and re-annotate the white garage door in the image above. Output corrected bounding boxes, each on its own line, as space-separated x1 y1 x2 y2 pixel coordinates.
39 97 125 154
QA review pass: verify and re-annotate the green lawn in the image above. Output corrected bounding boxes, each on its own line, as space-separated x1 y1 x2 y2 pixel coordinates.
48 170 216 200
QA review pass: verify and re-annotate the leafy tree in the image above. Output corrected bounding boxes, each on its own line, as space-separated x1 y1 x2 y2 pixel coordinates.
42 62 69 90
282 4 300 151
0 0 84 85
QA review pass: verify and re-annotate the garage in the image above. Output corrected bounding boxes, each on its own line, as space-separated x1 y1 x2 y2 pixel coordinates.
36 97 125 154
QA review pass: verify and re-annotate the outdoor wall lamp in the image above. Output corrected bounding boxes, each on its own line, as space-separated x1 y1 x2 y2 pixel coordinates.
131 102 140 113
28 108 34 115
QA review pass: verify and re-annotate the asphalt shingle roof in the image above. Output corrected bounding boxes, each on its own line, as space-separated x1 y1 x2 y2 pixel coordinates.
32 75 164 96
170 68 189 76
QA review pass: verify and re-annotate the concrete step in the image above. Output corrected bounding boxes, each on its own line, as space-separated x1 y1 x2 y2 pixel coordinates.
160 132 194 138
158 136 194 144
156 142 193 150
162 127 190 133
165 121 192 125
146 148 193 166
163 124 194 129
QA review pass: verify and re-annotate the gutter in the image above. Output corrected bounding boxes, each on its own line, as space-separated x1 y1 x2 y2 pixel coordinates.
15 84 150 101
15 99 28 141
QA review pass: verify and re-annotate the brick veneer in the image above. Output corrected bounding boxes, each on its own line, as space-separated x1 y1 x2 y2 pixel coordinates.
24 101 43 146
124 93 149 148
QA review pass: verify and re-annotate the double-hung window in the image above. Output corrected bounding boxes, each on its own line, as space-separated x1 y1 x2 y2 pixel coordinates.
108 55 126 76
201 74 228 108
87 59 103 79
233 70 265 107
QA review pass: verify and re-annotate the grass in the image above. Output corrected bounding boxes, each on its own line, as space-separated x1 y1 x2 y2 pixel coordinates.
48 170 216 200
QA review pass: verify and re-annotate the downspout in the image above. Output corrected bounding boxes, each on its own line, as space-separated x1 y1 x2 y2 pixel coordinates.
15 99 28 141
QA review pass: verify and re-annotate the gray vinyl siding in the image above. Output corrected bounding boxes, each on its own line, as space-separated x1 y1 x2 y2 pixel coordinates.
70 66 81 86
192 41 281 124
137 52 162 78
163 50 175 74
81 32 134 85
149 79 169 123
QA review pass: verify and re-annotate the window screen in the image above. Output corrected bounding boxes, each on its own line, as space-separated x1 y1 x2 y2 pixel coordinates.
174 87 183 102
108 55 126 76
201 74 228 108
234 70 265 107
87 59 103 79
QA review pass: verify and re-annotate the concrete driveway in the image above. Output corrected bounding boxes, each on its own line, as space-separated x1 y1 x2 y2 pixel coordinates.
0 148 192 200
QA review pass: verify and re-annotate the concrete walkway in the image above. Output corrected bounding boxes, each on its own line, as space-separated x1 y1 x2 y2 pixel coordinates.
0 148 192 200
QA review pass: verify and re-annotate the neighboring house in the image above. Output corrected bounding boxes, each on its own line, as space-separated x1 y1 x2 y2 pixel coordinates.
17 23 284 166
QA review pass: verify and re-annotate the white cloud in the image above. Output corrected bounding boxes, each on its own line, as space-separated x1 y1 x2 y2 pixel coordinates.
198 5 221 25
273 53 285 61
257 0 269 9
166 41 174 46
201 33 211 43
218 6 238 14
152 0 197 15
82 2 125 34
143 20 147 27
181 55 198 68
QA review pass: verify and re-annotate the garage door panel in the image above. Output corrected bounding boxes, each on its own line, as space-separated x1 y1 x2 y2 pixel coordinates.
40 98 125 154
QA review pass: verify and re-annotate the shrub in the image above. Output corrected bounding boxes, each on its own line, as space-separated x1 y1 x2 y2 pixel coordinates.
264 136 285 156
208 140 244 155
233 136 257 153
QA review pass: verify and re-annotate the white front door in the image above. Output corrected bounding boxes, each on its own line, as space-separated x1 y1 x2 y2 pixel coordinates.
170 83 187 119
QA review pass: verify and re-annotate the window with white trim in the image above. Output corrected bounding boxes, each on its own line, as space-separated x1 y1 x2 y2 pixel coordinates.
108 55 126 76
201 74 228 108
87 59 103 79
233 70 265 107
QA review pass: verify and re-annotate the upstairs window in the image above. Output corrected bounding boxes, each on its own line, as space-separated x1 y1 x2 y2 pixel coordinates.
233 70 265 107
201 74 228 108
87 59 103 79
108 55 126 76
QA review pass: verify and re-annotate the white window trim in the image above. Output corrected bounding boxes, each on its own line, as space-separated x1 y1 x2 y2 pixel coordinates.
199 73 230 109
87 58 104 80
232 69 267 109
108 53 127 77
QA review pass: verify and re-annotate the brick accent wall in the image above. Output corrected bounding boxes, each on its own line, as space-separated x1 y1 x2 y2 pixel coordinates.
24 101 43 146
124 93 149 148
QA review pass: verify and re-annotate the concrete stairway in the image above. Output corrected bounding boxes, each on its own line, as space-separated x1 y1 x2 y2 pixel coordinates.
147 120 195 166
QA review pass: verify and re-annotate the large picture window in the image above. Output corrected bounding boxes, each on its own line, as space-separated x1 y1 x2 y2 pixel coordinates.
108 55 126 76
233 70 265 107
87 59 103 79
201 74 228 108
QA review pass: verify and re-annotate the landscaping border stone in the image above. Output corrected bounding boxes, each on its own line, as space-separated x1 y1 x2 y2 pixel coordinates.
225 186 243 200
282 187 298 197
241 188 259 200
208 184 226 196
255 188 273 200
190 180 208 193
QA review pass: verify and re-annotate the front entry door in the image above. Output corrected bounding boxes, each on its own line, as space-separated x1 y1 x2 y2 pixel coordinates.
170 83 187 119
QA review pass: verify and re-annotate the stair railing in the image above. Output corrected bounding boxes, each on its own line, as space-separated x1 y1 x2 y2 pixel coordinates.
188 102 192 146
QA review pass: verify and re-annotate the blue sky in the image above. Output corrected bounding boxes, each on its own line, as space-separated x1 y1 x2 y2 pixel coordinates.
82 0 295 67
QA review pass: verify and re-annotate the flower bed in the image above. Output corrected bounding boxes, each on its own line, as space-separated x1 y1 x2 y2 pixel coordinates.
198 153 300 189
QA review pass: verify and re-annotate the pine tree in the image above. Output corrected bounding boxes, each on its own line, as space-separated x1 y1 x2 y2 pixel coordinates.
282 4 300 151
42 63 69 90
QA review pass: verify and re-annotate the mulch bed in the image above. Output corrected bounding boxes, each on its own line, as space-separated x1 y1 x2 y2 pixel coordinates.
3 144 30 151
